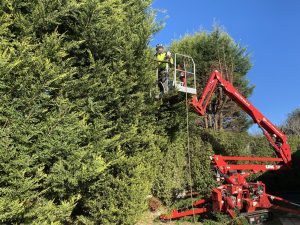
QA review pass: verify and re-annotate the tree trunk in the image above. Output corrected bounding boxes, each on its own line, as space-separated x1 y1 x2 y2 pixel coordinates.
208 114 212 128
219 112 223 130
214 113 219 130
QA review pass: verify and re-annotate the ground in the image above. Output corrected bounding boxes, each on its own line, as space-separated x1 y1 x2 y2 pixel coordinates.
136 209 300 225
136 209 200 225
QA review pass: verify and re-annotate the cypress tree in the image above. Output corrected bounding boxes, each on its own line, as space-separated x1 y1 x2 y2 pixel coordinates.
0 0 161 224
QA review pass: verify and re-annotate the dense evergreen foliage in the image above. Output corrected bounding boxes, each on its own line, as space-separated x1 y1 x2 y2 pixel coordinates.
0 0 162 224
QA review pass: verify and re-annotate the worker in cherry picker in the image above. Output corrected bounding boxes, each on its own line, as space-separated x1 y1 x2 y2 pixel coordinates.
155 44 173 98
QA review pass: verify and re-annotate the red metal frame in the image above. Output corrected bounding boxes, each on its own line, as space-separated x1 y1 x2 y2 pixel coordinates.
192 70 291 166
212 155 284 185
160 70 300 221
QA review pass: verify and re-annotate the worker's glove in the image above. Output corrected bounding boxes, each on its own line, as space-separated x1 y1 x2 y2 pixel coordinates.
166 51 172 58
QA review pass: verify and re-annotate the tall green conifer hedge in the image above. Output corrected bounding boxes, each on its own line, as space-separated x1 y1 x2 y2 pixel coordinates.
0 0 161 224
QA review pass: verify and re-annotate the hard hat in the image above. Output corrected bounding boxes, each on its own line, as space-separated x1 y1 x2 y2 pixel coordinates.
156 43 164 50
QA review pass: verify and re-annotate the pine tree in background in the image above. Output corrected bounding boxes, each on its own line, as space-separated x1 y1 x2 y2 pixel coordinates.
0 0 161 224
282 107 300 135
171 28 254 132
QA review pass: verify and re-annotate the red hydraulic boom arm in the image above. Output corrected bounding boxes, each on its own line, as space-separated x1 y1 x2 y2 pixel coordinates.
192 70 291 167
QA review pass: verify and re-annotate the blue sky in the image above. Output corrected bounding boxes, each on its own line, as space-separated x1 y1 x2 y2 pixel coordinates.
151 0 300 133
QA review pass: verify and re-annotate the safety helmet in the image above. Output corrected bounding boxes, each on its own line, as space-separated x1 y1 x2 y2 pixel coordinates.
156 43 164 50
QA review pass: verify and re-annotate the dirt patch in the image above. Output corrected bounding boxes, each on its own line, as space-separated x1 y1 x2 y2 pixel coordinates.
136 209 201 225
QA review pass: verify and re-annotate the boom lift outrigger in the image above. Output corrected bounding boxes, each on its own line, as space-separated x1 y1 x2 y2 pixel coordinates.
160 70 300 222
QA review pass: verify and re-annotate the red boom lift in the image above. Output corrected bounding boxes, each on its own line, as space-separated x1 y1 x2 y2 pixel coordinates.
160 70 300 223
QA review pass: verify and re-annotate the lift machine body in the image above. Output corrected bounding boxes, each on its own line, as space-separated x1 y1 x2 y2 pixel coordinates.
160 69 300 222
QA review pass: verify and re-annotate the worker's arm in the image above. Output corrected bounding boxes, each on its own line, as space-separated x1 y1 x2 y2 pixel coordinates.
154 59 171 64
166 51 174 65
169 57 174 65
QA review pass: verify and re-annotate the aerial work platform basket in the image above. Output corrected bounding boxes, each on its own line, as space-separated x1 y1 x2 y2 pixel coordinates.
173 53 197 95
155 53 196 97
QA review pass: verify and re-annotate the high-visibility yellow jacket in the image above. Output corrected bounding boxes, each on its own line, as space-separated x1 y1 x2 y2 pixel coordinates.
155 52 174 70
